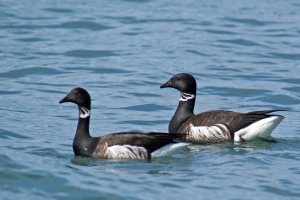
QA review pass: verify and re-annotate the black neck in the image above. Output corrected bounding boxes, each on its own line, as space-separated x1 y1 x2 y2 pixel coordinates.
168 93 195 133
73 107 94 157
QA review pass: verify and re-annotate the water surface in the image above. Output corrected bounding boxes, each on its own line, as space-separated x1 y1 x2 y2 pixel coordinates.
1 0 300 199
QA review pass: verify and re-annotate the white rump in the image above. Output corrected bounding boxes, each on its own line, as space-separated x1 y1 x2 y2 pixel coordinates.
234 116 285 141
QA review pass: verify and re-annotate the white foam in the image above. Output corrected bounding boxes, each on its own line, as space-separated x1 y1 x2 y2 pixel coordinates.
151 142 189 158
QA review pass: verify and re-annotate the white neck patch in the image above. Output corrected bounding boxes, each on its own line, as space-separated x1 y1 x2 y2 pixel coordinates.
180 92 195 101
80 107 90 118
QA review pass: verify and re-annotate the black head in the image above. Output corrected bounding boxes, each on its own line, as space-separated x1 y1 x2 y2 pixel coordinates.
59 87 91 109
160 73 197 94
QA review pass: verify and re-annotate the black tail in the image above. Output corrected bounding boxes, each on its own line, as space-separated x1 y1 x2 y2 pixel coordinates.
246 110 286 117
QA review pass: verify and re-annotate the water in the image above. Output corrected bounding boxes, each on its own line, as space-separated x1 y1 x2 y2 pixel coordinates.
1 0 300 199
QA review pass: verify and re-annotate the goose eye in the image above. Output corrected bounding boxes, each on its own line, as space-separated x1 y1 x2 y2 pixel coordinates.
176 77 181 81
75 91 79 95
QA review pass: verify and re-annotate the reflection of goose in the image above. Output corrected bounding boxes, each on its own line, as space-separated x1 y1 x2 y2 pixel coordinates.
160 73 285 143
59 87 188 159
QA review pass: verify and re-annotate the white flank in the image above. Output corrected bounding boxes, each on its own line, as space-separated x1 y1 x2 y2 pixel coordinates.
180 92 195 101
107 145 148 159
151 142 189 158
234 116 285 141
188 123 231 142
80 107 90 118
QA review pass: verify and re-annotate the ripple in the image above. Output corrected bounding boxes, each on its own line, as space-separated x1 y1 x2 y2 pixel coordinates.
265 33 298 38
118 120 168 125
207 67 243 73
17 80 72 87
280 78 300 85
128 92 161 97
65 67 133 74
258 94 300 105
0 21 113 31
59 21 112 30
122 31 151 36
0 67 65 78
0 25 37 30
221 17 279 26
0 154 27 169
64 50 121 58
43 8 73 13
0 129 31 140
269 152 300 161
34 52 62 56
191 21 213 26
116 104 170 111
262 185 300 197
218 39 264 47
202 86 269 97
270 53 300 60
185 50 210 57
115 17 192 24
236 74 278 81
204 29 236 35
29 148 68 159
262 29 298 37
122 0 151 3
0 90 21 95
15 37 48 42
283 86 300 93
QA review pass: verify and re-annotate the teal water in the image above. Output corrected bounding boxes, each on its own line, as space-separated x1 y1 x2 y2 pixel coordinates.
1 0 300 199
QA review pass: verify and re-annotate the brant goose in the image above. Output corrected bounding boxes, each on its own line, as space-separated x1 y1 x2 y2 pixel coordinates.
160 73 285 143
59 87 188 159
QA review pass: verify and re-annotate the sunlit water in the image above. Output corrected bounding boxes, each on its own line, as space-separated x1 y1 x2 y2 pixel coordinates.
1 0 300 199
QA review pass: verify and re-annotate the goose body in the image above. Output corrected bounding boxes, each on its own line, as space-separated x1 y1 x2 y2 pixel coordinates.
60 87 188 159
160 73 285 143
